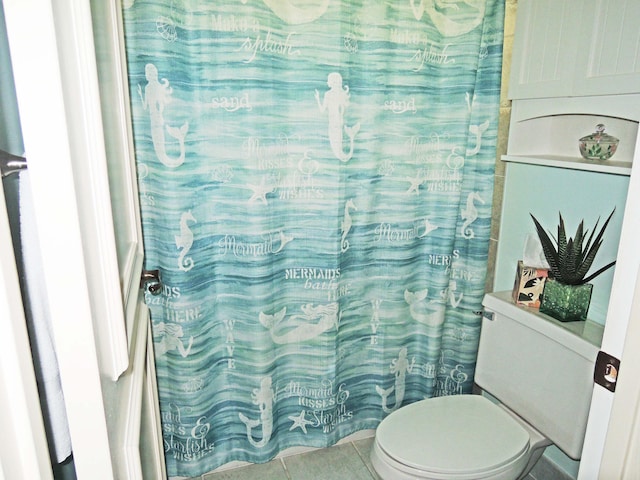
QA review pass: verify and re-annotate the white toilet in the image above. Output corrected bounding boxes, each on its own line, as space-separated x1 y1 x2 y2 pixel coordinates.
371 291 602 480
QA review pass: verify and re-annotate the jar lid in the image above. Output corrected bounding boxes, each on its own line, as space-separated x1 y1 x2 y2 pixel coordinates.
579 124 618 144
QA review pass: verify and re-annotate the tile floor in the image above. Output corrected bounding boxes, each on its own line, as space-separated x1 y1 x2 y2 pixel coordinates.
193 436 549 480
199 437 381 480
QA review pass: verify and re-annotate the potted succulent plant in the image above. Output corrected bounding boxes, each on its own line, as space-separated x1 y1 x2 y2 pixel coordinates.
530 209 616 322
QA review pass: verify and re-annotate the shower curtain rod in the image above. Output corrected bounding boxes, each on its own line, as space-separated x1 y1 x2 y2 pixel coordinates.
0 149 27 177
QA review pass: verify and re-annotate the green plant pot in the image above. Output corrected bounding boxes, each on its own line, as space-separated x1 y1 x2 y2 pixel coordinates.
539 279 593 322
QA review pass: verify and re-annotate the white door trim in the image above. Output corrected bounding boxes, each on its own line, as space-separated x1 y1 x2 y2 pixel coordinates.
579 83 640 479
0 179 53 480
598 264 640 478
3 0 116 477
4 1 165 477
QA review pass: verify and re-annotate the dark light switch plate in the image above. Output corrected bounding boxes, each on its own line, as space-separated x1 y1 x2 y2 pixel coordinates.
594 351 620 393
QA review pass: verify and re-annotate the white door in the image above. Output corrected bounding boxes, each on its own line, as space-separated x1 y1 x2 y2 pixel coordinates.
0 180 54 480
597 264 640 478
578 120 640 476
3 0 165 479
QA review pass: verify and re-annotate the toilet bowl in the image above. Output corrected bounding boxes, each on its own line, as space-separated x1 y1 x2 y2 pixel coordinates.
370 291 602 480
370 395 548 480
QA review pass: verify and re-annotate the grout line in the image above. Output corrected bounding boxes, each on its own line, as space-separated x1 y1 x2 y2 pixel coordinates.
351 441 365 461
351 440 378 480
279 457 292 480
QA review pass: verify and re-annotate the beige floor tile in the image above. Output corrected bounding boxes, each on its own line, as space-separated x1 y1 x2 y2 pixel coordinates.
283 443 375 480
202 458 289 480
352 437 381 480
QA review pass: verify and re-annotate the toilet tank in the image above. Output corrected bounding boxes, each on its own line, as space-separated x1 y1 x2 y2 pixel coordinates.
476 291 604 460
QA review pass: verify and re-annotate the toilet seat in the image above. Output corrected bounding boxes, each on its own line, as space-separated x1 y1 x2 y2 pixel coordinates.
373 395 531 479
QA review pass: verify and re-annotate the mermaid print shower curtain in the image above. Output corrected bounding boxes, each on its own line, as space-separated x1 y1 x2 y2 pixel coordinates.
122 0 504 476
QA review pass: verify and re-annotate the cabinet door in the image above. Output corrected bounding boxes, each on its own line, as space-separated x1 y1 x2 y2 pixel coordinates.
508 0 582 99
573 0 640 97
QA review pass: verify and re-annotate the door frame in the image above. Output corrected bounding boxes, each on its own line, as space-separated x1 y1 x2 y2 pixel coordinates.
3 0 163 478
0 178 53 480
598 263 640 478
3 0 116 477
579 112 640 477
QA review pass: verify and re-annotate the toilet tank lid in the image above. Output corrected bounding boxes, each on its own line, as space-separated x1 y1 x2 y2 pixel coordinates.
482 291 603 361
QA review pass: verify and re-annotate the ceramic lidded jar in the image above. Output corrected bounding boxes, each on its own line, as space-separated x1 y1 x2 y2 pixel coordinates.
579 124 619 160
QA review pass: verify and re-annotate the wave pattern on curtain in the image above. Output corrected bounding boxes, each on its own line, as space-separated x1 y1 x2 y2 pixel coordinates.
122 0 504 476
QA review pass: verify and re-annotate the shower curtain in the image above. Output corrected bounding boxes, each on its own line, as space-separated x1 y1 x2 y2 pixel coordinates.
122 0 504 476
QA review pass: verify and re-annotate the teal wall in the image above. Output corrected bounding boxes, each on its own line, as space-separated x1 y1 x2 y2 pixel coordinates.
494 161 629 325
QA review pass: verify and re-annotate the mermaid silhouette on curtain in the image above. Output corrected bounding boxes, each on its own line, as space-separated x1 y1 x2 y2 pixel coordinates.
154 322 194 358
315 73 360 162
376 347 416 413
238 376 275 448
138 63 189 168
259 303 340 344
404 288 446 327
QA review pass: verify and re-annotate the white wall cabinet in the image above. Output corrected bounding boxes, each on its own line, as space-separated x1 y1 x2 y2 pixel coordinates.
510 0 640 100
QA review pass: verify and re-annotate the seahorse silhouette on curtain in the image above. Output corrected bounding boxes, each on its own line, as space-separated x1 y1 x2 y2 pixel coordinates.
461 191 484 239
341 199 357 252
175 211 196 272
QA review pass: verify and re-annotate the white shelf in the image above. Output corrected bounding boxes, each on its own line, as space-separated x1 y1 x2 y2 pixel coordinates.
502 154 632 176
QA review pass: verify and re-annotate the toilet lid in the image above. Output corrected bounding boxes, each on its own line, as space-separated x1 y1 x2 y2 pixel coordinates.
376 395 530 476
